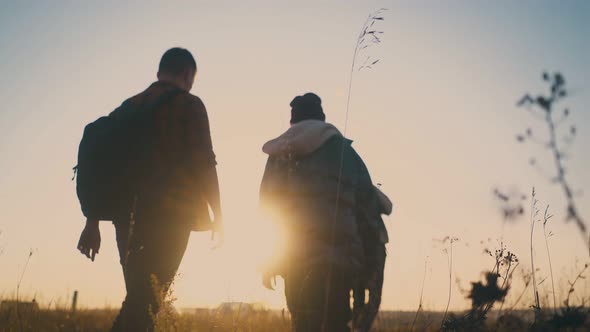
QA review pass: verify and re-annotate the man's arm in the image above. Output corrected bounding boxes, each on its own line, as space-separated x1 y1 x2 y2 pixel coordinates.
203 165 223 227
184 96 223 239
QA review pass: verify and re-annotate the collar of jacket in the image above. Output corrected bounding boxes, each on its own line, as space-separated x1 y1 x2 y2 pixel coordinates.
262 120 345 157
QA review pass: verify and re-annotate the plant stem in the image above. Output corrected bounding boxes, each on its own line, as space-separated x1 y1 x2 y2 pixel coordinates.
410 258 428 332
16 250 33 332
565 264 588 307
542 221 556 313
542 91 588 255
518 74 588 255
509 281 531 311
441 241 453 329
321 12 375 332
529 189 541 321
498 262 520 315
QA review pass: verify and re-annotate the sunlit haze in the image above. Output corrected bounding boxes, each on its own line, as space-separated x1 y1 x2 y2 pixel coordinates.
1 1 589 312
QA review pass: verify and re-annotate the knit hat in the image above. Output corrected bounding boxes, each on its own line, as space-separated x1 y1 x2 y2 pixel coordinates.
290 93 325 124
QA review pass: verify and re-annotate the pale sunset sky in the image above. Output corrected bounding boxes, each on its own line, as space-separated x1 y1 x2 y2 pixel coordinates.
1 1 589 311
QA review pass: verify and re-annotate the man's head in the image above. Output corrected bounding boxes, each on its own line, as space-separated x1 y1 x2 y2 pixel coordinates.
157 47 197 92
290 92 325 125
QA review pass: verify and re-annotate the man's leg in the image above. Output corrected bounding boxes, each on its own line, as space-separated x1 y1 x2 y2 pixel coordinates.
284 267 305 331
321 272 353 332
110 220 131 332
286 268 352 332
361 264 385 331
111 219 191 332
352 280 367 329
356 245 387 331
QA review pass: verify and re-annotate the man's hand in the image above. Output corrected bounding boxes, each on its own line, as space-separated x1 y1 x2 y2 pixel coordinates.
77 219 100 261
210 216 224 250
262 272 276 290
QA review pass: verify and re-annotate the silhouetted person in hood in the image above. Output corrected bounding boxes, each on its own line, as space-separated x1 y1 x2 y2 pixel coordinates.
259 93 387 332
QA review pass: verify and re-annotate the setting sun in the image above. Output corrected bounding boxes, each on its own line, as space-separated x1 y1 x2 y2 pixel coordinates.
1 1 589 331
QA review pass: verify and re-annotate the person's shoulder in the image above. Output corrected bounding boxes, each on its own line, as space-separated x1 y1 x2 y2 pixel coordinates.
176 92 206 113
125 93 144 107
119 83 155 110
185 93 204 104
109 92 142 118
346 144 368 171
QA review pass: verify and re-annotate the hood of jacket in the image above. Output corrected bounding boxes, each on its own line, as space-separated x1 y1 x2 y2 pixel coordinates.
262 120 343 157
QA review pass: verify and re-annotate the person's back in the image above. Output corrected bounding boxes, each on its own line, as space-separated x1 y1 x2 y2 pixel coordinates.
76 47 223 332
263 133 365 272
260 93 378 332
112 80 215 224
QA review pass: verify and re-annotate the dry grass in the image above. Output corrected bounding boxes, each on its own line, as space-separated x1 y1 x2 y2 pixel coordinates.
3 306 589 332
0 306 467 332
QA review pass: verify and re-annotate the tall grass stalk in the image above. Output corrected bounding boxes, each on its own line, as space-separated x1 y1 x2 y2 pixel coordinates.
410 256 429 332
542 205 557 313
441 237 457 329
529 188 541 321
321 8 386 331
16 249 34 332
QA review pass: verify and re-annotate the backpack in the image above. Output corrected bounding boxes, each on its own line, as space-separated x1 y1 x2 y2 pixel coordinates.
74 89 182 221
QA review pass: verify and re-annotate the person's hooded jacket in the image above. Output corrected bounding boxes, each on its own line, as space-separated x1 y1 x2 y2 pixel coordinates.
260 120 386 275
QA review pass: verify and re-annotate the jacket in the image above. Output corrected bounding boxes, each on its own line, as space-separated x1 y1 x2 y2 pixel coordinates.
260 120 382 274
111 81 216 226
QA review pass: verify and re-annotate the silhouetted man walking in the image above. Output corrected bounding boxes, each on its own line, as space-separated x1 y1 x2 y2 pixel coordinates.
76 48 223 331
259 93 385 332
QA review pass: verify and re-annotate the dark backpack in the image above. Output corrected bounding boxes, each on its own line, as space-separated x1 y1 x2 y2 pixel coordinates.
74 89 182 221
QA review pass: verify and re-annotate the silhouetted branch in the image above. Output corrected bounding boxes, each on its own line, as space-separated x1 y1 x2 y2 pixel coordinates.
565 263 588 308
516 72 588 254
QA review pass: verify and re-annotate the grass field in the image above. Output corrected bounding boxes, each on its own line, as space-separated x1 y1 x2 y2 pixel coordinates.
1 305 589 332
